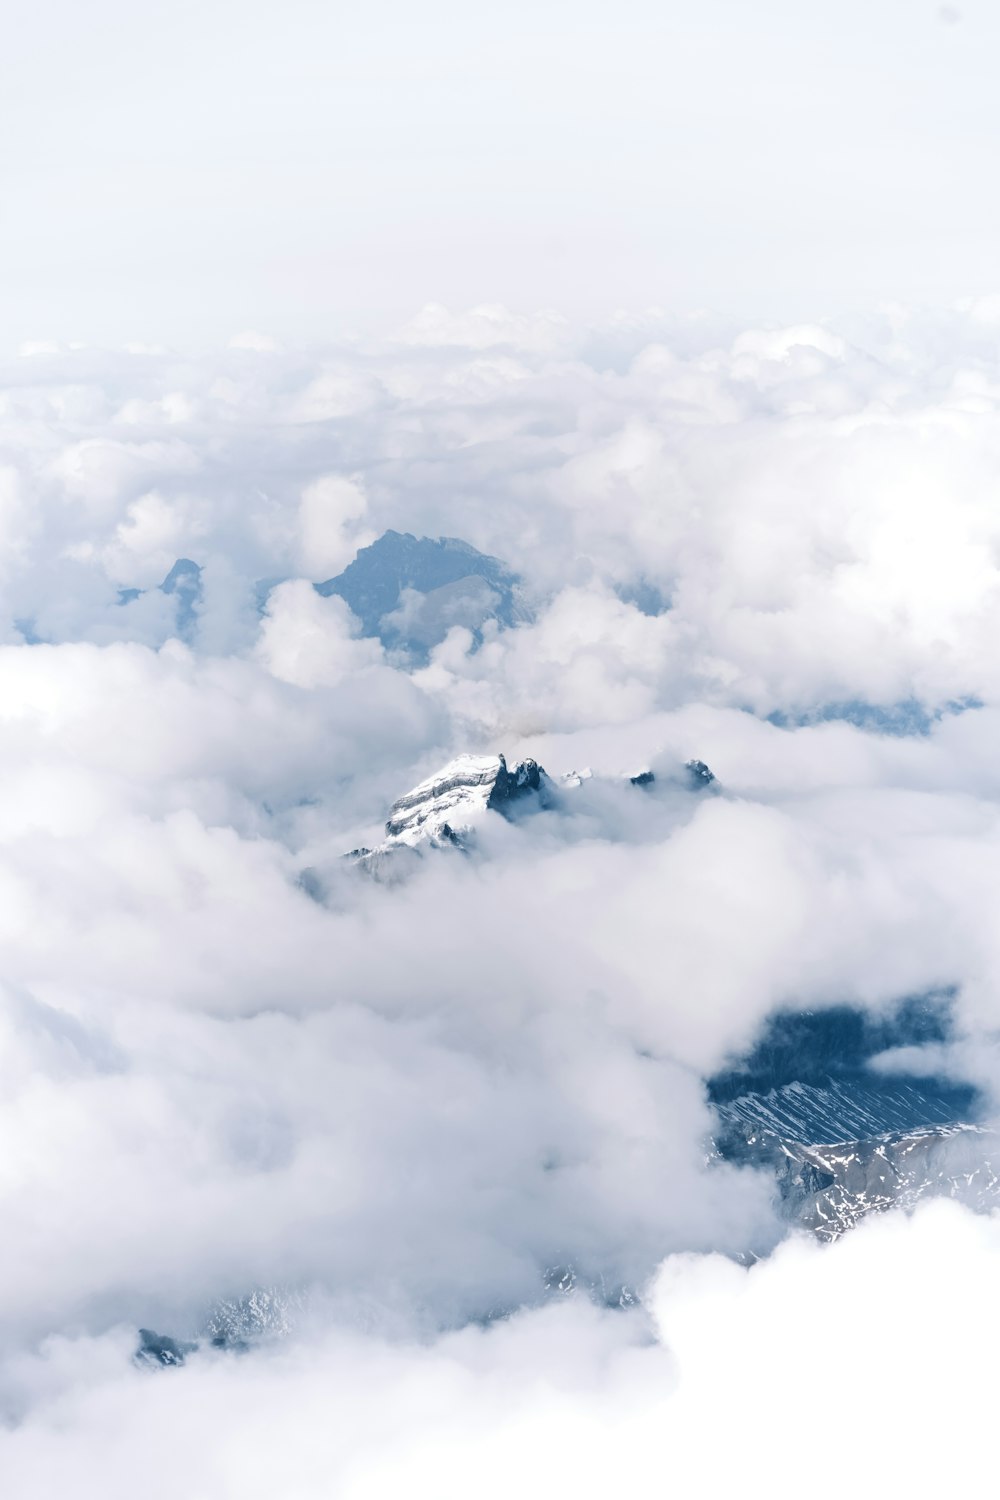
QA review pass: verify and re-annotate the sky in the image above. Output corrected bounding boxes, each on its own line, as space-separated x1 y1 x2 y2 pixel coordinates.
5 3 1000 1495
4 0 1000 345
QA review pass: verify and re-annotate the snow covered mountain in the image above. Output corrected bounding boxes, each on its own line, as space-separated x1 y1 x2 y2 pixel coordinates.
350 752 551 867
753 1122 1000 1240
385 752 547 842
345 748 722 872
715 1077 966 1144
709 999 992 1239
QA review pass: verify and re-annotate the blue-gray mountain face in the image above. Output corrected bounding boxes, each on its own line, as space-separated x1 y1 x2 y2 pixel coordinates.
113 533 523 660
159 558 203 637
316 531 527 660
709 999 996 1239
118 557 203 642
766 696 982 737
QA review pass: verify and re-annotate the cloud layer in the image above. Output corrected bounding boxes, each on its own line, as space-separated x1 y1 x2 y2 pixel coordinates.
2 1204 994 1498
3 306 1000 1492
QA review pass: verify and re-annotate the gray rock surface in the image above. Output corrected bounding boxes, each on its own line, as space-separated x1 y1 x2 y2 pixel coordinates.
744 1122 1000 1240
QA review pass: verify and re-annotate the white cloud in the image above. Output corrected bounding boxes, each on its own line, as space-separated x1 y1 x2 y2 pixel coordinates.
0 1204 993 1498
96 490 207 586
297 474 376 581
2 310 1000 1492
256 581 384 687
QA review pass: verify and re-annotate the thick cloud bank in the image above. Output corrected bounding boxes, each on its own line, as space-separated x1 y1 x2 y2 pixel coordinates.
3 1205 996 1498
3 306 1000 1493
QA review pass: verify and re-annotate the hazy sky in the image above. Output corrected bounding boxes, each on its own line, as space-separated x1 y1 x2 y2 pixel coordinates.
4 0 1000 345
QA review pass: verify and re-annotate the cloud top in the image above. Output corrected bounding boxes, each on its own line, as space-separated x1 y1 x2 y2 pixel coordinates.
2 306 1000 1492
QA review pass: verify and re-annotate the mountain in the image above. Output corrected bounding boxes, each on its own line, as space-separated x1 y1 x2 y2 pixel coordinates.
114 533 524 662
316 531 528 659
135 1328 198 1368
749 1122 1000 1241
339 750 720 880
118 557 203 642
709 998 991 1239
159 558 203 637
204 1286 307 1349
350 753 551 868
134 1287 307 1367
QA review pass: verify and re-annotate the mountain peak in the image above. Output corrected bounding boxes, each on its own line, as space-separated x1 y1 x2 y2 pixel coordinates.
316 530 526 658
354 751 551 864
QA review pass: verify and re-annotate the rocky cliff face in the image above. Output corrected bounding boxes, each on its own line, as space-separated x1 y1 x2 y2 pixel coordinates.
710 999 991 1240
736 1121 1000 1240
715 1076 967 1145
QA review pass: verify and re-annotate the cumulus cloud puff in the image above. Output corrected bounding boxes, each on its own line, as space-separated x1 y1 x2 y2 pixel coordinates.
2 306 1000 1493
